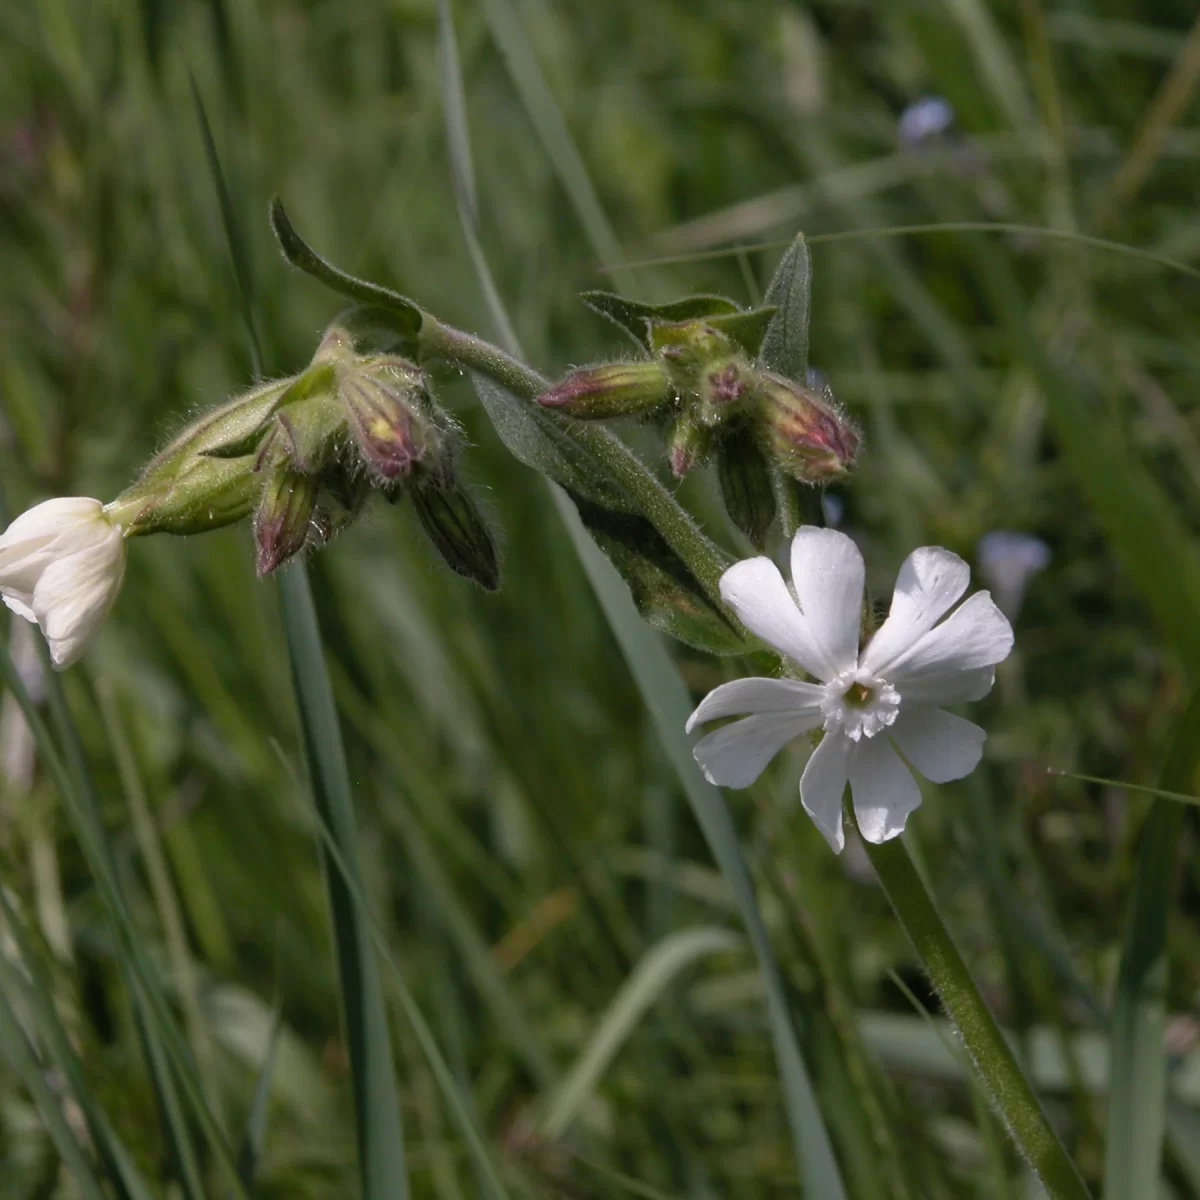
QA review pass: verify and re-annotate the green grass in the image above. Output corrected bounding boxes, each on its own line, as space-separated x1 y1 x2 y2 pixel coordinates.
5 1 1200 1196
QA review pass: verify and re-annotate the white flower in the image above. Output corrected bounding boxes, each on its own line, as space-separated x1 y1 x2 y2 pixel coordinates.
0 498 126 670
687 527 1013 852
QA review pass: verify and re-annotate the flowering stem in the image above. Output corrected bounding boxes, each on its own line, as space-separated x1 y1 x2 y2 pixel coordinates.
862 833 1091 1200
419 316 731 602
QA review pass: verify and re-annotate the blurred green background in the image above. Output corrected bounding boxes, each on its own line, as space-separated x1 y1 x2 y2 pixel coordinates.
4 0 1200 1195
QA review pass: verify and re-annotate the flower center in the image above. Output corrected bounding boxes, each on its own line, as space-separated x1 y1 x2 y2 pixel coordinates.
820 669 901 742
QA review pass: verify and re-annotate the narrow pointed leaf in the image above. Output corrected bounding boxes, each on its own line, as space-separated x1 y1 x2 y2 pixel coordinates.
759 232 812 382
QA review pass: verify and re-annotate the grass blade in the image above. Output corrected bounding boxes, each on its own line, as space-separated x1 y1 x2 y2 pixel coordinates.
189 74 263 373
236 1008 282 1184
277 566 410 1200
541 927 741 1139
1103 688 1200 1199
437 6 847 1187
474 0 635 294
0 985 108 1200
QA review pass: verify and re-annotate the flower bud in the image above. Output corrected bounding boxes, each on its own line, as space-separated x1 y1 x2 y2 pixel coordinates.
339 357 438 483
649 319 735 372
717 431 776 550
696 358 753 427
254 468 318 576
666 416 712 479
536 362 671 418
753 372 859 484
411 480 500 591
118 454 262 537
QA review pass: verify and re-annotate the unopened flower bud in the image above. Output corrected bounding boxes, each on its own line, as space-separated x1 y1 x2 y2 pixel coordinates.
666 417 712 479
119 454 262 537
340 357 437 483
696 358 753 427
754 372 859 484
536 362 671 418
717 431 776 550
254 469 318 576
650 319 733 367
411 480 500 591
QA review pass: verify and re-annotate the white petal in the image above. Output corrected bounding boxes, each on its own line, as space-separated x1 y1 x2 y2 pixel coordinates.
884 592 1014 684
1 590 36 622
719 556 834 680
799 732 852 852
32 529 125 669
896 666 995 706
789 527 864 676
686 676 823 733
890 707 986 784
861 546 969 675
0 498 103 548
849 735 922 844
692 712 820 789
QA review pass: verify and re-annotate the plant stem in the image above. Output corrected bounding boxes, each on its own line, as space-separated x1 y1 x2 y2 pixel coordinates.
420 316 730 601
862 833 1092 1200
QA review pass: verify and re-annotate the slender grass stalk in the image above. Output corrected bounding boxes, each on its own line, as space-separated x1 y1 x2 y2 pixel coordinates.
277 566 410 1200
1103 688 1200 1199
862 832 1091 1200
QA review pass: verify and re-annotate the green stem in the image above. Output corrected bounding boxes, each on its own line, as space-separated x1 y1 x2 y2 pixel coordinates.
419 316 730 602
863 833 1091 1200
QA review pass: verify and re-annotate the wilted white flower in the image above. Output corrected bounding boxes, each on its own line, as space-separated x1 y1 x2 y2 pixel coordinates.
976 531 1050 619
0 498 126 669
688 528 1013 852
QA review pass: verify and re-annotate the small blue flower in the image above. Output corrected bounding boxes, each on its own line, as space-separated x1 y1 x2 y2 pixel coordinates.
898 96 956 146
976 531 1050 619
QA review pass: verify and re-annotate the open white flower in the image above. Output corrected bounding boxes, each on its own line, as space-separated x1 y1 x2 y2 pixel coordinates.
0 498 126 670
688 527 1013 852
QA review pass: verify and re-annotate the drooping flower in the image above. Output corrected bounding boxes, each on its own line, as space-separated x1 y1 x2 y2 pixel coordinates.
0 498 127 669
687 527 1013 851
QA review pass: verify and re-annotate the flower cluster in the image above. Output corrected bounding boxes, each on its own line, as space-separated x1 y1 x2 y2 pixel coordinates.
687 527 1014 851
536 301 859 488
0 325 498 668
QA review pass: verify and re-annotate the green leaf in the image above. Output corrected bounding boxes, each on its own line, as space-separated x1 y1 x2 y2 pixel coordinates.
278 567 410 1200
571 495 749 655
1104 688 1200 1199
470 371 635 512
268 198 424 338
758 232 812 382
580 290 742 351
706 305 780 358
541 927 743 1139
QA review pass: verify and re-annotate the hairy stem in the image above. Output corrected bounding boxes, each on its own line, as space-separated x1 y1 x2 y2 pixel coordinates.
419 316 731 602
863 833 1091 1200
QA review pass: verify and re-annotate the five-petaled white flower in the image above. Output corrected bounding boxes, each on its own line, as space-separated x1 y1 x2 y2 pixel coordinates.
687 527 1014 852
0 498 127 670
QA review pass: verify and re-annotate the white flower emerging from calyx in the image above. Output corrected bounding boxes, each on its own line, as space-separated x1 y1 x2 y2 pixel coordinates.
0 498 127 670
687 527 1014 852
